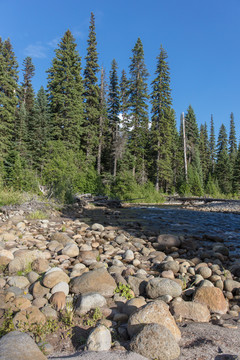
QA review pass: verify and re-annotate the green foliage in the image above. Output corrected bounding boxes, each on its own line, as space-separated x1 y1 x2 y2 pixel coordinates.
26 210 49 220
0 309 15 337
114 282 133 300
83 307 103 327
60 301 74 328
0 188 23 206
110 171 165 203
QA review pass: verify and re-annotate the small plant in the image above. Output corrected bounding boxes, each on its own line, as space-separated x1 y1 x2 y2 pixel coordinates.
83 307 103 327
0 309 15 337
60 301 74 327
61 225 66 232
96 254 101 262
17 262 32 276
114 282 133 300
27 210 49 220
17 319 59 343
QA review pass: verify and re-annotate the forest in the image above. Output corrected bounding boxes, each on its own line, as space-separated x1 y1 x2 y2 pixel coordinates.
0 12 240 203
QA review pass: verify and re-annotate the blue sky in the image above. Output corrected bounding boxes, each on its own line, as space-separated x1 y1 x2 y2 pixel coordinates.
1 0 240 140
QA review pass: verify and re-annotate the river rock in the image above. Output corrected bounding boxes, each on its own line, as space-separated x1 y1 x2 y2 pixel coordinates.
62 243 79 257
12 296 31 311
75 292 107 315
123 297 147 316
171 298 210 322
0 331 47 360
124 249 134 261
79 250 98 266
0 249 14 265
51 281 69 296
13 306 46 327
194 286 229 314
8 250 41 274
91 223 104 232
197 266 212 279
41 305 58 319
8 276 30 289
127 276 147 297
146 278 182 299
31 258 49 273
43 267 70 288
156 234 181 250
70 267 117 297
161 261 179 274
86 324 111 351
32 280 50 298
129 323 180 360
128 300 181 341
51 232 74 246
224 279 240 292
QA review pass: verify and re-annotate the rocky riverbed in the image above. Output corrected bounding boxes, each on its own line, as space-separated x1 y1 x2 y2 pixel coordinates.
0 199 240 360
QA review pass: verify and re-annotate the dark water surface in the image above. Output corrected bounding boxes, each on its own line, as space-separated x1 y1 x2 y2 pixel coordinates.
84 205 240 256
126 205 240 255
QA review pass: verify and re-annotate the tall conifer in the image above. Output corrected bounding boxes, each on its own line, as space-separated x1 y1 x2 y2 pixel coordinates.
47 30 83 150
128 38 149 182
83 12 100 160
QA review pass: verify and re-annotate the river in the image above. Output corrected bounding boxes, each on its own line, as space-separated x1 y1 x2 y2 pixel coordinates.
84 205 240 257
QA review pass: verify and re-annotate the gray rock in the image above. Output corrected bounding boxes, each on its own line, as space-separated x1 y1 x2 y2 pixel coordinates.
146 278 182 299
91 223 104 232
224 279 240 292
70 268 117 297
41 305 58 320
161 261 179 274
124 250 134 261
0 331 47 360
7 275 30 289
130 323 180 360
86 324 111 351
127 275 147 297
75 293 107 315
62 243 79 257
156 234 181 250
43 267 70 288
50 232 74 246
128 300 181 341
51 281 69 296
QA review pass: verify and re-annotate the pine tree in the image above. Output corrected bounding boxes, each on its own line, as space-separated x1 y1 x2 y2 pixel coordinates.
128 38 149 182
229 112 237 156
150 45 173 191
0 38 18 161
83 12 100 160
119 69 130 131
209 114 216 173
108 59 120 177
47 30 83 150
216 124 231 194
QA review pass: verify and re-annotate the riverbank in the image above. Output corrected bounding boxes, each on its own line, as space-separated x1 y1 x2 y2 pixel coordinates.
0 200 240 359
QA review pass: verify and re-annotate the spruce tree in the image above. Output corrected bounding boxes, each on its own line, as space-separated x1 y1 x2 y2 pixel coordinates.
229 112 237 156
150 45 173 191
83 12 100 160
128 38 149 182
0 38 18 161
20 56 35 113
216 124 231 194
108 59 120 177
185 105 199 164
209 114 216 173
119 69 130 131
30 86 50 169
199 123 210 183
232 143 240 194
97 67 108 175
47 30 84 150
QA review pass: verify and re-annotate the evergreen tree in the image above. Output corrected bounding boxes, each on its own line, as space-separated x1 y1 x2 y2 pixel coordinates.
229 112 237 156
216 124 231 193
30 86 50 170
119 69 130 131
209 114 216 173
15 102 28 157
185 105 199 164
20 56 35 113
83 12 100 160
47 30 84 150
97 67 108 175
0 38 18 161
199 123 210 183
150 45 173 191
108 59 120 177
128 38 149 182
232 143 240 194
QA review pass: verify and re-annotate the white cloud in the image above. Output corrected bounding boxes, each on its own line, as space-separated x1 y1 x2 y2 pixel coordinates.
48 37 60 48
24 44 47 58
